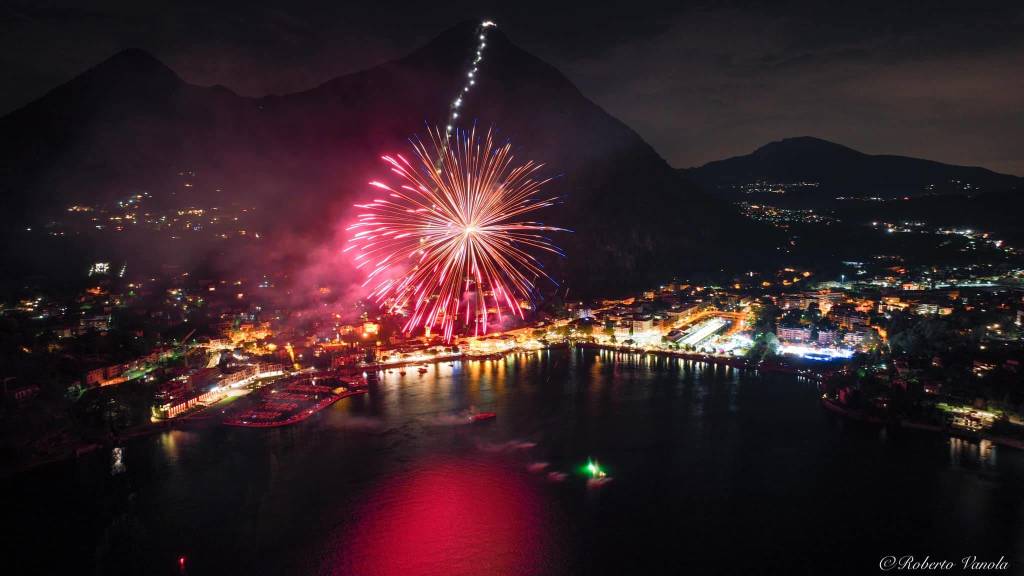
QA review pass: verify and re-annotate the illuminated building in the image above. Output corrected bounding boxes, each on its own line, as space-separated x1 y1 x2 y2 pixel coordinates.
88 262 110 276
843 329 871 348
829 305 869 330
816 329 839 347
630 315 654 334
467 335 516 354
777 325 812 343
79 314 112 332
781 291 845 315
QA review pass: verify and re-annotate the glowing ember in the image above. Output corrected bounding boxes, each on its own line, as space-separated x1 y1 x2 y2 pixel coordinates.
347 127 564 341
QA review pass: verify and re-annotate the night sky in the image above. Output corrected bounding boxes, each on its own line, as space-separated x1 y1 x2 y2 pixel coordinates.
2 0 1022 174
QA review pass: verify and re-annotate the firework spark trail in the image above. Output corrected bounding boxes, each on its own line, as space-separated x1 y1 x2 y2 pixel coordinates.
444 20 496 137
347 127 564 341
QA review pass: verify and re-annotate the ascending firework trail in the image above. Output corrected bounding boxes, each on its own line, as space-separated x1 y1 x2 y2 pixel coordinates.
443 20 496 138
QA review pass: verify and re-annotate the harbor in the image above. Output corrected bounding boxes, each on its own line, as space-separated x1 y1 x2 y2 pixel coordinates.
222 375 368 428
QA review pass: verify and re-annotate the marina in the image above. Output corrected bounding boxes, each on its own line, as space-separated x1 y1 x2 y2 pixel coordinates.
223 375 368 428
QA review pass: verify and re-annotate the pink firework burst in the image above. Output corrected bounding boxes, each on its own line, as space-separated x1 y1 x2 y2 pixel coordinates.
346 127 565 341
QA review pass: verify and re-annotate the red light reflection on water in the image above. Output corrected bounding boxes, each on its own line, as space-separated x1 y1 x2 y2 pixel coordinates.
326 457 549 576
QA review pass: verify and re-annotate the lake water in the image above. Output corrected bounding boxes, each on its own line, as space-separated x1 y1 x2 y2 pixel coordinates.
5 348 1023 575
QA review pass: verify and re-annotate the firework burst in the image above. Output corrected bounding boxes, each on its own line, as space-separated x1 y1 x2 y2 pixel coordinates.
346 127 564 341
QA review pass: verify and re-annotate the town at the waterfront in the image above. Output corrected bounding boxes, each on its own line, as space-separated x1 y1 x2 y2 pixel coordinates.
4 252 1024 474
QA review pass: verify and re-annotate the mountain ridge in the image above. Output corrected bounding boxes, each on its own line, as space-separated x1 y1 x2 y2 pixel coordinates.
681 136 1022 201
0 22 764 296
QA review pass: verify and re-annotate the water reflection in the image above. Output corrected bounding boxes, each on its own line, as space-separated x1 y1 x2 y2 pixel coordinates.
949 437 998 469
326 457 554 576
157 429 201 464
110 446 126 475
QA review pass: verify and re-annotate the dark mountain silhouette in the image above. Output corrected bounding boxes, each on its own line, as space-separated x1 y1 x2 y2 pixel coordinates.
680 136 1022 202
836 186 1024 243
0 22 766 296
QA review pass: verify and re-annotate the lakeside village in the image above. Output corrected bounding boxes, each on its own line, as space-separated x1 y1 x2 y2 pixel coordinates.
2 257 1024 471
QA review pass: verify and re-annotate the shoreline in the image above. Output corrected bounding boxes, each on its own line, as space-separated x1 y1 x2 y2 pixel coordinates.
573 342 828 379
6 345 1014 478
820 397 1024 451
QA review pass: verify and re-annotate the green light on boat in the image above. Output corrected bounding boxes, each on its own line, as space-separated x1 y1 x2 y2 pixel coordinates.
582 458 607 478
